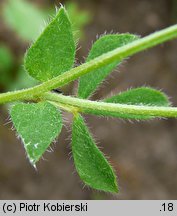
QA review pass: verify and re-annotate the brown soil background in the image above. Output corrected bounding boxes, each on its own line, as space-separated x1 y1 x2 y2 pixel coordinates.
0 0 177 199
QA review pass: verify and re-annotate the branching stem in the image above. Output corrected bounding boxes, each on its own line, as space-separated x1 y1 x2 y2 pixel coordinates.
0 24 177 118
43 92 177 118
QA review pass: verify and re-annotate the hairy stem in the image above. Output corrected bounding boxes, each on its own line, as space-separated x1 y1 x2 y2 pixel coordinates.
43 93 177 118
48 101 79 114
0 24 177 105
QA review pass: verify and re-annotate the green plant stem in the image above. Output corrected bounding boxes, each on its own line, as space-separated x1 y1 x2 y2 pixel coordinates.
43 92 177 118
0 25 177 105
48 101 79 114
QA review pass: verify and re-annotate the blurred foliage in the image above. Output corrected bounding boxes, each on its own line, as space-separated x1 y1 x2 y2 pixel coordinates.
0 0 91 92
171 0 177 21
66 2 91 41
9 67 38 91
2 0 91 42
3 0 45 41
0 45 14 88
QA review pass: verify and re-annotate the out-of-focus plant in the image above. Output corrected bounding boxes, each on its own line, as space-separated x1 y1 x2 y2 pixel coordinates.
9 67 38 91
66 2 91 41
0 45 14 89
3 0 45 41
1 0 91 91
1 5 177 193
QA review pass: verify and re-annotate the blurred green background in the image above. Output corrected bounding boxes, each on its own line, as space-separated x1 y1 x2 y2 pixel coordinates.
0 0 177 199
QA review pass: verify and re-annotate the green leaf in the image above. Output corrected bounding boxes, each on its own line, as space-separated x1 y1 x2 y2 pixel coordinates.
104 87 170 119
105 87 170 106
24 7 76 82
10 102 62 165
72 114 118 193
3 0 45 41
78 34 138 99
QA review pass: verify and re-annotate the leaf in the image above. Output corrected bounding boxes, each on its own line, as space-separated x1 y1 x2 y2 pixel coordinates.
105 87 170 106
72 114 118 193
3 0 45 41
24 6 76 82
78 34 138 99
10 102 62 165
104 87 170 119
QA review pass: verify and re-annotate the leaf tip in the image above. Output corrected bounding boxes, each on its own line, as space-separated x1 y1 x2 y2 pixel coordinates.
112 179 119 193
27 155 38 170
104 172 119 193
56 4 67 17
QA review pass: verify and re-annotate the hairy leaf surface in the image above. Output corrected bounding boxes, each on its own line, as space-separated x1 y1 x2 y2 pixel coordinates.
105 87 169 106
72 114 118 193
25 7 76 82
104 87 170 119
78 34 138 99
11 102 62 165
